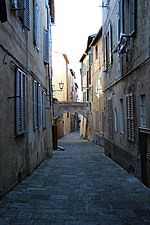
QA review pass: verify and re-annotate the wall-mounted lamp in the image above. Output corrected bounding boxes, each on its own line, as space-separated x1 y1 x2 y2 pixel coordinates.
53 81 64 92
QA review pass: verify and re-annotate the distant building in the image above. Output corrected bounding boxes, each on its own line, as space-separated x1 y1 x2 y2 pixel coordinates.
52 52 78 138
0 0 54 198
79 29 104 144
102 0 150 186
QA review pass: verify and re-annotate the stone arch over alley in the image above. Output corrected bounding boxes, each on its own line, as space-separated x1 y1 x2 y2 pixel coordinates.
53 101 92 131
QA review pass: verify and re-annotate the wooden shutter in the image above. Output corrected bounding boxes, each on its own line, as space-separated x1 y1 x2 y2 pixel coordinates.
49 0 55 23
126 94 134 141
24 0 30 30
129 0 136 34
15 68 26 135
42 91 46 128
33 1 40 48
44 29 50 64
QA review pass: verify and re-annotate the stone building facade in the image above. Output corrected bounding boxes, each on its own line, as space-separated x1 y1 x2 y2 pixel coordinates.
0 0 54 198
80 28 104 145
102 0 150 185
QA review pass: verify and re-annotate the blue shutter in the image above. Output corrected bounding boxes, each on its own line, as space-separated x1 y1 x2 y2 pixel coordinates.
24 0 30 30
44 29 50 64
129 0 136 34
15 68 26 135
120 0 124 34
37 83 41 127
33 80 37 128
22 74 26 132
42 91 46 128
33 1 40 49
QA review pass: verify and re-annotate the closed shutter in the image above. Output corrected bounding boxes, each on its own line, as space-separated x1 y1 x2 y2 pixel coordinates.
24 0 30 30
33 0 40 49
119 0 124 34
37 83 41 127
44 29 50 64
33 80 37 128
89 48 93 66
108 98 113 139
15 68 26 135
129 0 136 34
117 17 121 42
126 94 134 141
42 91 46 128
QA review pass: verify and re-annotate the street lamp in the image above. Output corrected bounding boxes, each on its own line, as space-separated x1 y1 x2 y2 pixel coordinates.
58 81 64 90
53 81 64 92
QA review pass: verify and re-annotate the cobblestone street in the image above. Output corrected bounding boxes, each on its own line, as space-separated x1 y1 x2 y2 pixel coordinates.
0 131 150 225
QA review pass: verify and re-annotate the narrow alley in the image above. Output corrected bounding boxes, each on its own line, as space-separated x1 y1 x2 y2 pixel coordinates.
0 131 150 225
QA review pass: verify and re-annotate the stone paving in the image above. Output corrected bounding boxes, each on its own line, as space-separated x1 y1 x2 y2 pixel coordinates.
0 131 150 225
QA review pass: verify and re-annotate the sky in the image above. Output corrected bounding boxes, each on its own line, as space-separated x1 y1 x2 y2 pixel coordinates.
52 0 102 92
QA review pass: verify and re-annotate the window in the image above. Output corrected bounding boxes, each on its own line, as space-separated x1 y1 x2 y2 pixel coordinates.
95 77 99 94
33 0 40 49
120 98 125 134
33 80 41 128
126 94 134 141
11 0 30 30
15 68 26 135
95 111 99 131
114 107 118 132
118 0 136 40
108 98 113 138
103 22 113 70
42 90 46 128
95 45 98 60
44 29 50 64
140 94 146 127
